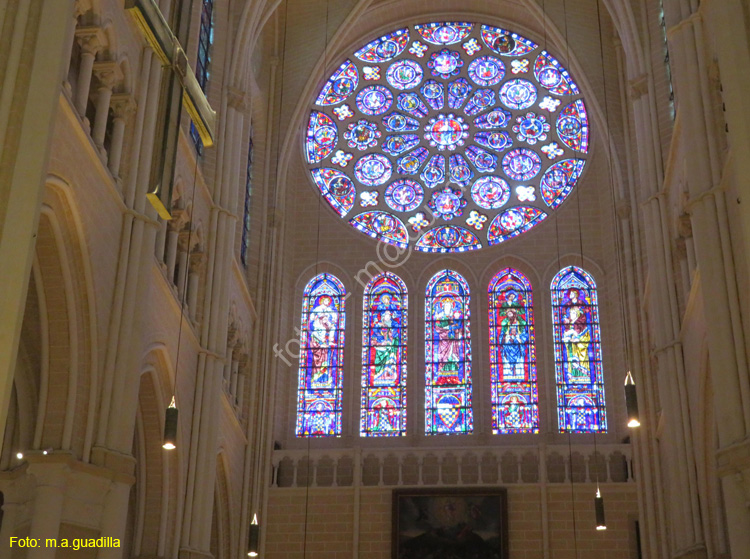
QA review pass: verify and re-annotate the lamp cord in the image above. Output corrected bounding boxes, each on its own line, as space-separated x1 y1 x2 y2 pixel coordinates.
172 147 201 388
302 0 330 556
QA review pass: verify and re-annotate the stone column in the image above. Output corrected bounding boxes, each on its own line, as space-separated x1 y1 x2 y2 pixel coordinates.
27 460 69 559
97 478 134 559
187 252 205 321
92 61 123 153
155 218 168 264
73 27 103 120
108 94 136 178
62 0 85 95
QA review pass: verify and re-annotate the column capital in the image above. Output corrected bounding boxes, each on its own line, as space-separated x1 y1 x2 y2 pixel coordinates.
227 86 251 115
189 251 207 273
169 207 191 231
677 213 693 238
616 198 632 219
93 60 123 90
111 93 136 119
75 26 105 55
629 74 649 101
717 437 750 479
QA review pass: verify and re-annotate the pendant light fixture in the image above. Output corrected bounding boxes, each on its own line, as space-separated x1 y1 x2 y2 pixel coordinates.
624 371 641 427
595 487 607 530
163 396 179 449
247 513 260 557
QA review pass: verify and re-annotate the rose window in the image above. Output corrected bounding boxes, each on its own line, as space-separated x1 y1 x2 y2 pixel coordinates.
305 22 590 253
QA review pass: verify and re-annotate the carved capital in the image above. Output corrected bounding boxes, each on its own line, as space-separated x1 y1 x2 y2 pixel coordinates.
189 251 206 273
677 213 693 239
227 87 251 115
75 26 104 55
169 208 190 232
93 60 123 89
629 74 649 101
616 198 632 219
111 93 136 119
717 438 750 485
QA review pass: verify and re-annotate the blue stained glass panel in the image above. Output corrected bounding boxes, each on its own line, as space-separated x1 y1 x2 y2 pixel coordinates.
447 78 472 109
356 85 393 115
425 270 473 434
361 273 408 436
296 274 346 437
421 80 445 110
551 266 607 433
415 22 473 45
355 29 409 63
489 269 539 434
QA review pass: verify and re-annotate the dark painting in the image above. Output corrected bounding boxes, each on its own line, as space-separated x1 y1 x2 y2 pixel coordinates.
392 488 508 559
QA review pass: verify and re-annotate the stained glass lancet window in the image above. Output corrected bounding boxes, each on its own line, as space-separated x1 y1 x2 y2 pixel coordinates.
240 136 253 267
190 0 214 153
361 273 408 436
551 266 606 433
488 268 539 434
425 270 472 434
295 274 346 437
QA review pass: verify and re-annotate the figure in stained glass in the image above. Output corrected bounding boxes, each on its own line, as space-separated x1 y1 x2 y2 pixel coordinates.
489 269 539 434
305 22 590 252
425 271 473 434
296 274 346 437
551 266 606 433
361 273 408 436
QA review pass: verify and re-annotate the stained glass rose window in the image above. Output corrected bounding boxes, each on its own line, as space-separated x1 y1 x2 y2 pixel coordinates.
305 22 590 253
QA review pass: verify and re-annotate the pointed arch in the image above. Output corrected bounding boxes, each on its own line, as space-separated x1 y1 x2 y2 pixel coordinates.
425 270 472 435
551 266 606 433
295 274 346 437
488 268 539 434
360 272 408 437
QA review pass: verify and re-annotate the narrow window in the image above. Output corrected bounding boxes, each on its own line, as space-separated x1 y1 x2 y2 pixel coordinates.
425 270 472 434
551 266 607 433
240 136 253 267
190 0 214 153
489 268 539 434
295 274 346 437
360 272 408 436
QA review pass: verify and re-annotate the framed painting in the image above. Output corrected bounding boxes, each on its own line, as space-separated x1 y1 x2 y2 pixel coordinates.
392 488 508 559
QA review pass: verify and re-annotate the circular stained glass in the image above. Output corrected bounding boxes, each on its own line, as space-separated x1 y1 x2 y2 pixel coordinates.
387 60 424 89
385 179 424 212
355 154 392 186
429 49 463 78
502 148 542 181
468 56 505 86
305 22 589 252
425 114 468 150
356 86 393 115
472 176 511 209
537 65 562 89
499 79 538 110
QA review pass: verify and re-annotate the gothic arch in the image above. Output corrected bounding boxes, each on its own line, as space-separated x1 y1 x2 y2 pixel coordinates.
132 361 182 557
14 176 99 461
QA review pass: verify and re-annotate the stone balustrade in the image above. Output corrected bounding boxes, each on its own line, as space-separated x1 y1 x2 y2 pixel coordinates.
271 444 632 488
